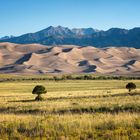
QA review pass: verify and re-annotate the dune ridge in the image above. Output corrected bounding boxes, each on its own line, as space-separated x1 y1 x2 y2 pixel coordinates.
0 42 140 75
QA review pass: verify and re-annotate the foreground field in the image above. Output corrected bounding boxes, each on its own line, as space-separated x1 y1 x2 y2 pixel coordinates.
0 80 140 139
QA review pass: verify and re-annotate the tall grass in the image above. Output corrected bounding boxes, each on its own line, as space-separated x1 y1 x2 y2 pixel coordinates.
0 113 140 139
0 80 139 139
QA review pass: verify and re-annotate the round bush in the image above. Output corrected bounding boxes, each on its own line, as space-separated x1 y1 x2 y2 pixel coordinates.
126 82 136 92
32 85 47 101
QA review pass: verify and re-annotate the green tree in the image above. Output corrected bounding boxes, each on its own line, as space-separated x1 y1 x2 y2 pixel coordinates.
32 85 47 101
126 82 136 92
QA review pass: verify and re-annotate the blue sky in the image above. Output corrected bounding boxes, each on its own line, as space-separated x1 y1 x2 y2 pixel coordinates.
0 0 140 37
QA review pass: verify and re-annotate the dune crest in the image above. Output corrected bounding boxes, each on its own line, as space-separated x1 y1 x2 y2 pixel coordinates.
0 42 140 75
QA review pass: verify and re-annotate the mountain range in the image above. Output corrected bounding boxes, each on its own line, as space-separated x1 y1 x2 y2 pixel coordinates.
1 26 140 48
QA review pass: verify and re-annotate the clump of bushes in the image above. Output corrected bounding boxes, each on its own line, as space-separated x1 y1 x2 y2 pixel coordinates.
0 75 140 82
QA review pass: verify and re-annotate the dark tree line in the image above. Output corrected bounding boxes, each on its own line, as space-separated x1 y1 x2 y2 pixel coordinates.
0 75 140 82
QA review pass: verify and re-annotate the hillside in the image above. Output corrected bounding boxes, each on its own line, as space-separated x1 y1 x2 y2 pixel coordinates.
0 42 140 75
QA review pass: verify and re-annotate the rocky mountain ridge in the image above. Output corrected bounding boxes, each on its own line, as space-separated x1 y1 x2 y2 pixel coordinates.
1 26 140 48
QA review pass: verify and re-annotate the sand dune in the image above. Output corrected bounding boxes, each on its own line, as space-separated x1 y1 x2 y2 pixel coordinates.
0 42 140 75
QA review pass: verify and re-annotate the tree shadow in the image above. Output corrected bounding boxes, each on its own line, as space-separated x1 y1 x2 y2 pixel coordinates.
48 92 140 101
8 99 35 102
8 92 140 103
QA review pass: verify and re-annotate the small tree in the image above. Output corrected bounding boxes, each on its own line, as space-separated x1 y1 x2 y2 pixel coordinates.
126 82 136 92
32 85 47 101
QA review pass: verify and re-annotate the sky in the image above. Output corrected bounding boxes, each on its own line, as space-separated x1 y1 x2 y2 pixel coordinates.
0 0 140 37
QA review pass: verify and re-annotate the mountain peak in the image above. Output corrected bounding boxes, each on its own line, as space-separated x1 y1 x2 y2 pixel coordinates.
72 27 99 35
0 35 14 40
1 26 140 48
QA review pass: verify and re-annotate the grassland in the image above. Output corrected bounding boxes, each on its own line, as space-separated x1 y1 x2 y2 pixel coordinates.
0 79 140 140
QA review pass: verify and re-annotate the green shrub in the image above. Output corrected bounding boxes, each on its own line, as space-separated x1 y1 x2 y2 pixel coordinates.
126 82 136 92
32 85 47 101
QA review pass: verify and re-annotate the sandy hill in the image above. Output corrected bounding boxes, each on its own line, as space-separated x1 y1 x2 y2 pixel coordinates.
0 42 140 75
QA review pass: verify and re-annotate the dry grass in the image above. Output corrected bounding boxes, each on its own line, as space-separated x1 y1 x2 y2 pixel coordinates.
0 80 140 139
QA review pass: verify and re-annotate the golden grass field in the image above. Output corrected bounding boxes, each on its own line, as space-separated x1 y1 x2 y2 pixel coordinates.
0 79 140 140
